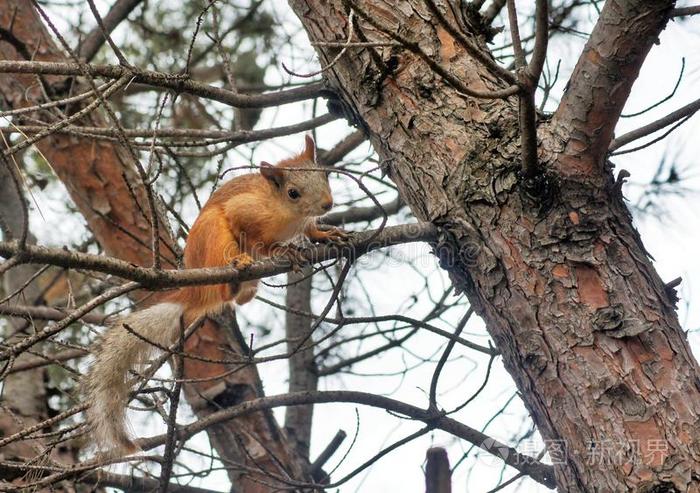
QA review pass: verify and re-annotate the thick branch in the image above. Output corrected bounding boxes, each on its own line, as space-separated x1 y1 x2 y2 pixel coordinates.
284 268 317 459
551 0 675 173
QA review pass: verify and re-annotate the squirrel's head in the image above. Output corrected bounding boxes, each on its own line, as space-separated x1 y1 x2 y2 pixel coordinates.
260 135 334 217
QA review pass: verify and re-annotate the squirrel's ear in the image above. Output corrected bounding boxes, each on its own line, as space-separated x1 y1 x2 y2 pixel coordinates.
260 161 284 188
303 134 317 162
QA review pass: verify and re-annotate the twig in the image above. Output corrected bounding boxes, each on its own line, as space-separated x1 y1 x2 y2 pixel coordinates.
621 58 685 118
0 114 338 143
0 282 138 362
610 115 693 156
284 10 357 78
184 0 217 74
428 308 473 410
1 75 130 158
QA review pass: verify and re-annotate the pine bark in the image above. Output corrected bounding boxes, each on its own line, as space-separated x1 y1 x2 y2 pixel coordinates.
290 1 700 491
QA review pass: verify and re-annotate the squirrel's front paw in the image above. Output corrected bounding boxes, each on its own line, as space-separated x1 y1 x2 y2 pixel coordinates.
312 226 350 243
326 226 350 242
231 253 254 270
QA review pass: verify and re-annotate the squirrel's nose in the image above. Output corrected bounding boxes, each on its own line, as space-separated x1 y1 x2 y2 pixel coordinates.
321 199 333 212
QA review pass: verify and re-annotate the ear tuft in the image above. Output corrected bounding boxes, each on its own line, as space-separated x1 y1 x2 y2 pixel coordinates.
260 161 284 187
303 134 317 162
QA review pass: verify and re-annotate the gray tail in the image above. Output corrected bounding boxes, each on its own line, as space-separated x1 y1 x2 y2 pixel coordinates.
84 302 183 455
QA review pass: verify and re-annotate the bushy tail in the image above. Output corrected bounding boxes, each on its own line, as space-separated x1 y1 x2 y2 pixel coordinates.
84 301 184 455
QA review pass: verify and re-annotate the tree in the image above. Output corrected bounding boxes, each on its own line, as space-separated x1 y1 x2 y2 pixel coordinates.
0 0 699 491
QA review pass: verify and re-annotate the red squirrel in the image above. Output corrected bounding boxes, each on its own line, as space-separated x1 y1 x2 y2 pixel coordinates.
84 135 345 454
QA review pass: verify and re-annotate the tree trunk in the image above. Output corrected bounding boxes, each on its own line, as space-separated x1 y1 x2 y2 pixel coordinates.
290 1 700 491
284 268 318 460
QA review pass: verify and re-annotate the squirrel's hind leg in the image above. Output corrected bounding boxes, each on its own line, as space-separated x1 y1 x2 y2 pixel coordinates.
234 280 259 305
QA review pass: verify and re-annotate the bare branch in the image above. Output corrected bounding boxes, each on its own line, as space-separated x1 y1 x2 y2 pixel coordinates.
319 130 367 166
79 0 143 62
135 390 556 489
506 0 526 68
552 0 675 172
425 447 452 493
1 113 338 145
609 97 700 152
84 0 133 66
284 268 316 459
0 60 326 108
310 430 347 480
0 223 436 291
526 0 549 82
0 303 108 324
672 5 700 17
0 460 223 493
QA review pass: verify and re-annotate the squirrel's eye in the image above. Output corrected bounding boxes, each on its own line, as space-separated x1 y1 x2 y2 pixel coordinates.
288 188 301 200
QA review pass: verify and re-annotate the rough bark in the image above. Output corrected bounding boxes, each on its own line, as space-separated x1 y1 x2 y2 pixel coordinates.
0 1 308 489
290 1 700 491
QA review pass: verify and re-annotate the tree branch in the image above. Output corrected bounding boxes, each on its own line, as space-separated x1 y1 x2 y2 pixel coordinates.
609 97 700 152
135 390 556 489
672 5 700 17
0 461 223 493
551 0 675 173
0 223 436 290
79 0 143 62
0 113 338 145
0 60 326 108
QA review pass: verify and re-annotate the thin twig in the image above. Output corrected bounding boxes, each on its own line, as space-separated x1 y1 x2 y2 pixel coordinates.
428 308 473 410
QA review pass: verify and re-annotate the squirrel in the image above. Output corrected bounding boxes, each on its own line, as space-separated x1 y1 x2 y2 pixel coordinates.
84 135 346 455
